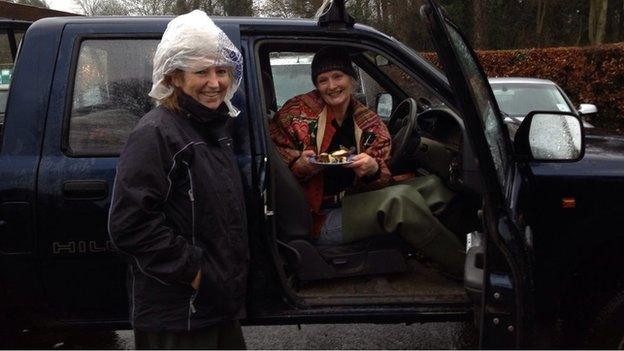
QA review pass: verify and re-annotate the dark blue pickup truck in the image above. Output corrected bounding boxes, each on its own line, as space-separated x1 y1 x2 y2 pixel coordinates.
2 0 624 348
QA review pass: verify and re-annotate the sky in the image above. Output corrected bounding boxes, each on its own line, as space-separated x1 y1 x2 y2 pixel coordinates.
45 0 269 15
47 0 84 14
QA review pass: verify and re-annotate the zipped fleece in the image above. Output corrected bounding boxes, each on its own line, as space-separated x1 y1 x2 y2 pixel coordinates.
108 103 249 332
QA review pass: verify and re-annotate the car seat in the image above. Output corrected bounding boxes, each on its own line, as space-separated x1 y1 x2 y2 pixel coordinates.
261 61 409 281
267 140 411 281
267 139 409 281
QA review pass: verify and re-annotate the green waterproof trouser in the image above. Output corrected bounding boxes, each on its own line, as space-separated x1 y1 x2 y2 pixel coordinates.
342 174 466 278
134 320 246 350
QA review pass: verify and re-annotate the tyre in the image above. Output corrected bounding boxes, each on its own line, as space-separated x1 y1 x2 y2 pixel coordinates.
583 289 624 349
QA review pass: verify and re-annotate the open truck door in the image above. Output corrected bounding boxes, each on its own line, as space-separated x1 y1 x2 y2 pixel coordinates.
421 0 536 347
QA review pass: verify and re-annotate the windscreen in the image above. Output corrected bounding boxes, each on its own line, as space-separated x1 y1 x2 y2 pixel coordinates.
491 83 572 117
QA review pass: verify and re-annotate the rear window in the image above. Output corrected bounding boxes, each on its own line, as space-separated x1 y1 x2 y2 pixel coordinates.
491 83 572 117
67 39 158 156
0 85 8 115
0 29 25 144
268 51 373 111
269 52 315 109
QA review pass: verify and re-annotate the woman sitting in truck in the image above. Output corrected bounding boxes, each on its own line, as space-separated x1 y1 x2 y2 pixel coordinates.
269 47 465 278
108 10 248 349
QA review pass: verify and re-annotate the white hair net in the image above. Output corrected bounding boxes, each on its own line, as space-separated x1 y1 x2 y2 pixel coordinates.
149 10 243 117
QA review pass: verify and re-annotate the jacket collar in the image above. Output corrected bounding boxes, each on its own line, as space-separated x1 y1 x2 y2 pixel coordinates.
178 91 230 125
177 92 231 143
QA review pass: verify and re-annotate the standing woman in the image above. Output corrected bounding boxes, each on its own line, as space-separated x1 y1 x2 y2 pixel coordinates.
108 10 248 349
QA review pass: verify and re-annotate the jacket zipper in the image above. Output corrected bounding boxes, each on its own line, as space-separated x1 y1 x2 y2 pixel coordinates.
183 161 198 331
188 290 197 331
130 266 136 329
183 162 196 245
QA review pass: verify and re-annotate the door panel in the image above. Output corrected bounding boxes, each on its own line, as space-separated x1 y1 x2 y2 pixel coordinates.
421 0 533 347
37 21 251 323
37 30 160 320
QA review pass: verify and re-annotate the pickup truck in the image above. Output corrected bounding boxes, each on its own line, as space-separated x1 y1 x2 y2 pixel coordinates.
2 0 624 348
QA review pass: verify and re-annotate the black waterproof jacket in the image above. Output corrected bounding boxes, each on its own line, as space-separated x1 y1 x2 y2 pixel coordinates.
108 98 249 332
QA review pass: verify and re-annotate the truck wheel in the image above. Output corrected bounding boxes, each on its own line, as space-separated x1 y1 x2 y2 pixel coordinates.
583 289 624 349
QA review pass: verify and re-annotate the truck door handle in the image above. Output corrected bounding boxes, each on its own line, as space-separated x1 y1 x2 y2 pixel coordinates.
464 245 485 291
464 244 485 312
63 180 108 200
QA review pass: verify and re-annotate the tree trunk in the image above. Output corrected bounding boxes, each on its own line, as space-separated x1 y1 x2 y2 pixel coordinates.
534 0 547 46
589 0 597 43
222 0 252 16
621 0 624 41
595 0 609 44
380 0 388 23
174 0 188 14
589 0 609 44
472 0 487 49
577 9 585 46
618 0 624 42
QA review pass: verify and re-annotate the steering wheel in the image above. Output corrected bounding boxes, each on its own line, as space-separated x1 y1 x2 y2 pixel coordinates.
388 98 418 172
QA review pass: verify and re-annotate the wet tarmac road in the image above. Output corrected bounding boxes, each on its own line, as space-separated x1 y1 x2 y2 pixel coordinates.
4 322 478 349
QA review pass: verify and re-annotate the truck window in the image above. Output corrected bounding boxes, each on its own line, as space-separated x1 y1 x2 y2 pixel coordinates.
266 49 439 120
361 50 443 110
269 52 315 109
0 29 24 144
67 39 158 156
268 52 370 110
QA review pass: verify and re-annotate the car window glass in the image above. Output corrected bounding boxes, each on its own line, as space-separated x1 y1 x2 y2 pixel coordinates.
269 51 367 111
267 48 443 124
444 23 509 189
1 30 10 142
269 52 316 109
0 29 24 145
356 65 386 112
68 39 158 156
13 31 24 48
362 50 443 111
491 83 571 116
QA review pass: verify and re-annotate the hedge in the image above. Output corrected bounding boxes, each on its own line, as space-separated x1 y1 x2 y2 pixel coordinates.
422 44 624 132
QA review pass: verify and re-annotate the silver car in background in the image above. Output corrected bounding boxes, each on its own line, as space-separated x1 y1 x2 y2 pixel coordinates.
489 77 596 137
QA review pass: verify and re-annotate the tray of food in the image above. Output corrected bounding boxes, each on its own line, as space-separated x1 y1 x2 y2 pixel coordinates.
309 148 354 165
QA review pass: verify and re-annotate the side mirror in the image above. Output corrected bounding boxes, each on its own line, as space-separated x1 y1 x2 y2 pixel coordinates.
376 93 393 120
578 103 598 115
514 111 584 162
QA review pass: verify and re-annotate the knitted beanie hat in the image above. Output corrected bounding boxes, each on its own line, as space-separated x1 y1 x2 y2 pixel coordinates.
311 47 357 85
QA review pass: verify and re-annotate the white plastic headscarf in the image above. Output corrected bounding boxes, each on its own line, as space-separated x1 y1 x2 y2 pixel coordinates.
149 10 243 117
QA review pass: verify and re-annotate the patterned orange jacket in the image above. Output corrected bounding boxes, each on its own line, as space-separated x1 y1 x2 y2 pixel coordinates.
269 90 392 237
